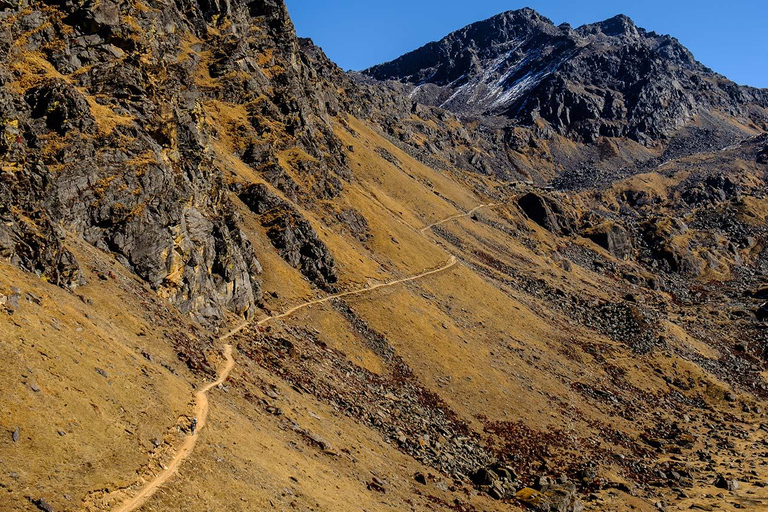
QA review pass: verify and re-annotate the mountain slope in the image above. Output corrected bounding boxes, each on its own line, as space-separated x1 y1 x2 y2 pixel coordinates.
366 9 768 144
1 2 768 512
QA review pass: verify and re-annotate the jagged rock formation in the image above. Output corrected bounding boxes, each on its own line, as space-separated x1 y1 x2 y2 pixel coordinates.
240 183 337 290
366 9 768 144
517 192 575 235
0 0 367 323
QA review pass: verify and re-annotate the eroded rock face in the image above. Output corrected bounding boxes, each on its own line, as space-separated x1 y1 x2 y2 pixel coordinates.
25 80 96 136
0 0 278 324
0 215 84 289
240 184 337 291
0 0 374 324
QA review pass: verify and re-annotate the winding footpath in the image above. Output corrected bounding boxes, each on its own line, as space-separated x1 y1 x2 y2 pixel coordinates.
113 345 236 512
111 200 494 511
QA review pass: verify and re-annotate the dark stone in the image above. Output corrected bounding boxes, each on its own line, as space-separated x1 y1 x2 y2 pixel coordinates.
471 467 499 486
517 192 574 234
367 476 386 493
240 184 338 291
713 475 738 491
25 80 95 135
583 222 633 260
757 303 768 321
30 497 54 512
758 144 768 164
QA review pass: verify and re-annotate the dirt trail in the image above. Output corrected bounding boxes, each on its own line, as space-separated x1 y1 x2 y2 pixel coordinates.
256 255 457 326
110 257 458 511
110 200 485 511
112 345 235 512
420 203 496 233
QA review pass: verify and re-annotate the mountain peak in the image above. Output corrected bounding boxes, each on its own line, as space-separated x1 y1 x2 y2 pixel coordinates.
495 7 553 24
581 13 640 38
364 9 768 143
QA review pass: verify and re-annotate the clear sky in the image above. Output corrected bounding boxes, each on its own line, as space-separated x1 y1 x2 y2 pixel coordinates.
283 0 768 88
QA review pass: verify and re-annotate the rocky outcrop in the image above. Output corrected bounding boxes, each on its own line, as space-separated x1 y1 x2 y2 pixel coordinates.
25 80 96 136
0 0 373 324
758 141 768 164
583 222 633 260
0 215 84 289
680 175 740 206
471 464 521 500
517 192 575 235
641 219 701 275
240 184 337 290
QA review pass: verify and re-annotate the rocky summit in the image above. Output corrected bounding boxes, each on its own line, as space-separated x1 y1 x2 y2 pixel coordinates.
1 2 768 512
366 9 768 145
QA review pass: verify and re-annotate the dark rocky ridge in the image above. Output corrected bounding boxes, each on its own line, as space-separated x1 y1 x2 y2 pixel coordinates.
0 0 362 324
366 9 768 144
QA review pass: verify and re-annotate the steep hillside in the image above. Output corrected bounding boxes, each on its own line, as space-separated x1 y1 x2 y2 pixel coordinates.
1 2 768 512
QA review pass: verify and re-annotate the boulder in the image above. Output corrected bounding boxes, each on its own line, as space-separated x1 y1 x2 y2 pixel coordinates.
517 192 574 235
757 303 768 321
240 183 338 291
583 222 632 260
641 219 701 275
30 498 54 512
471 467 499 486
757 143 767 164
747 286 768 300
713 475 738 491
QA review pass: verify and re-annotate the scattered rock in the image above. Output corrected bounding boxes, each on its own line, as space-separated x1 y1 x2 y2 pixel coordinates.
367 476 386 493
30 497 54 512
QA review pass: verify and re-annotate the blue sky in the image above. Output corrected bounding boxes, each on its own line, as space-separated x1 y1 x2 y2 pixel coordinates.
284 0 768 88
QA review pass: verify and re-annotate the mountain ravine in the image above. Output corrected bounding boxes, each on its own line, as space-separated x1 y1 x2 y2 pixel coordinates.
2 2 768 512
